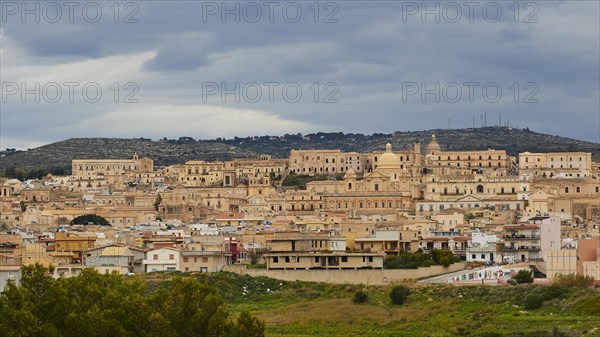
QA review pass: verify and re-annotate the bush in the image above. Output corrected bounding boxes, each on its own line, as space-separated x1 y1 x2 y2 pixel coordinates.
352 290 369 304
524 293 544 310
552 274 594 288
512 270 534 284
541 285 565 301
389 285 410 305
384 250 459 269
576 295 600 316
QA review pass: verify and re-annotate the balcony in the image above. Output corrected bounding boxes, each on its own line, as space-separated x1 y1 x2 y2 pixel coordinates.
503 235 539 240
502 245 540 251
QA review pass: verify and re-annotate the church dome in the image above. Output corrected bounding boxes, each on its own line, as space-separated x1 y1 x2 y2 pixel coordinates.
377 143 401 171
426 134 442 154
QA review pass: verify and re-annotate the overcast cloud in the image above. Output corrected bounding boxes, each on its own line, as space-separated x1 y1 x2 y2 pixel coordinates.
1 0 598 149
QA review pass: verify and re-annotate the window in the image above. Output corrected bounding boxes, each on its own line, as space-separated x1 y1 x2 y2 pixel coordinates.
169 254 174 260
374 183 379 191
576 187 580 193
153 254 158 260
341 256 348 262
565 187 569 193
183 257 188 263
202 257 208 262
273 257 279 263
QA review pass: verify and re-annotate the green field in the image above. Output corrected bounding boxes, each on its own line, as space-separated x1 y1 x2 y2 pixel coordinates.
145 272 600 337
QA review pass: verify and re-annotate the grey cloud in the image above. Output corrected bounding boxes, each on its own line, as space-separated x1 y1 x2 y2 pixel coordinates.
1 0 598 148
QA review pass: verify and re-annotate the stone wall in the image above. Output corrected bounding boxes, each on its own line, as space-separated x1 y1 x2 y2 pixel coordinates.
223 262 466 285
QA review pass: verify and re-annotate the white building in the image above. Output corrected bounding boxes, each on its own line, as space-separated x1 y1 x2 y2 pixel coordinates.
467 232 498 263
143 247 180 272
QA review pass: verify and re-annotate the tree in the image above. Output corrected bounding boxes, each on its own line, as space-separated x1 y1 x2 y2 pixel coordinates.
389 285 410 305
232 311 265 337
512 270 534 284
70 214 110 226
154 194 162 212
0 265 265 337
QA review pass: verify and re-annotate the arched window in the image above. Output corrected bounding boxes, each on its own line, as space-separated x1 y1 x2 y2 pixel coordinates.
565 187 569 193
374 183 379 191
576 187 580 193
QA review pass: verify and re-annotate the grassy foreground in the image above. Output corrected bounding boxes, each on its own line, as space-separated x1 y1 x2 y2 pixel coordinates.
144 272 600 337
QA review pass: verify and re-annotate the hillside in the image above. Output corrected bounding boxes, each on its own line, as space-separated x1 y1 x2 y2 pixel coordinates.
0 138 259 176
145 271 600 337
222 127 600 159
1 127 599 176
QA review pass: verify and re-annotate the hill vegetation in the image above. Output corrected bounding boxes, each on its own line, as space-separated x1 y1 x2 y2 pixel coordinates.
143 271 600 337
0 264 265 337
1 127 599 178
4 267 600 337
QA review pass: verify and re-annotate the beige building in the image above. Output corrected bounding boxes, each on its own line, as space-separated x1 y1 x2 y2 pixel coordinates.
180 250 224 272
289 149 366 175
519 151 593 178
544 249 577 278
72 153 153 180
424 135 512 176
354 229 419 254
285 144 418 214
264 251 383 270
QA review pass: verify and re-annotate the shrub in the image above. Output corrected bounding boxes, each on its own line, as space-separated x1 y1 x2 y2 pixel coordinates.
512 270 534 284
576 295 600 316
552 274 594 288
523 293 544 309
383 250 459 269
389 285 410 305
352 290 369 304
541 285 565 301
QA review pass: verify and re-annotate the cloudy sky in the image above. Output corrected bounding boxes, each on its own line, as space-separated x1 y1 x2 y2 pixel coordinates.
1 0 599 149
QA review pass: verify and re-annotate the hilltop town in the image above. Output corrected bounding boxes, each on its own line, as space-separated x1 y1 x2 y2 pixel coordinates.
1 134 600 288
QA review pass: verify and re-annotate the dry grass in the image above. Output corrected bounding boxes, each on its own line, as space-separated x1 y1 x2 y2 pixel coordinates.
256 298 437 326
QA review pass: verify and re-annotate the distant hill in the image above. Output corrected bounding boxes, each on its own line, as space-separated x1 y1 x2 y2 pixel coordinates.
1 127 598 178
0 138 259 178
